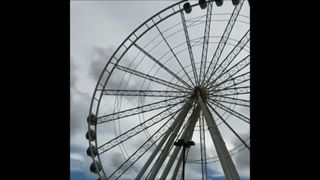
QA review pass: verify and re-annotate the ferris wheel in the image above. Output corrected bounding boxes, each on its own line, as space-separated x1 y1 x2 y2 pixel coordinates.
86 0 250 179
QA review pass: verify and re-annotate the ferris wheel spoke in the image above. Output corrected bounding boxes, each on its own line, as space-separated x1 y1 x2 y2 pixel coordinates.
135 98 195 179
113 63 189 91
199 1 213 85
100 89 190 98
229 137 250 154
140 15 203 64
228 138 250 158
197 92 241 180
132 42 193 90
212 96 250 108
210 86 250 97
207 103 250 150
213 77 250 95
98 103 182 154
207 55 250 89
203 1 245 86
107 111 179 179
97 96 186 124
154 13 204 47
229 145 249 159
213 30 250 76
204 30 250 87
160 14 205 49
174 36 203 60
210 71 250 91
209 100 250 124
152 20 196 87
179 6 199 86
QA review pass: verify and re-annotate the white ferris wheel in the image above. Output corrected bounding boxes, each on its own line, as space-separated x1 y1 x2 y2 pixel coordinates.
86 0 250 179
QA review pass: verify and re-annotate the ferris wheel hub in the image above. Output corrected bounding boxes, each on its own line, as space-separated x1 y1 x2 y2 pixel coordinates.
194 86 209 101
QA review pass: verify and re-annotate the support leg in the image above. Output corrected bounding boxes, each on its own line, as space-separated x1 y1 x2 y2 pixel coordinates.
159 105 200 180
198 93 240 180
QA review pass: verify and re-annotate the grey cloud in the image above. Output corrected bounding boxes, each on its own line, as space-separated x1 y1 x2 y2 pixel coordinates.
98 1 173 34
89 46 115 81
232 132 250 170
71 56 91 136
186 144 201 162
70 57 78 89
70 72 77 89
235 148 249 170
88 46 142 91
71 98 89 136
70 145 96 178
111 152 124 167
239 105 250 115
110 152 131 170
70 73 92 136
88 45 138 103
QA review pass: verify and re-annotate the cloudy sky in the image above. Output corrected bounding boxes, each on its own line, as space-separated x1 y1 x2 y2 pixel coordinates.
71 0 249 179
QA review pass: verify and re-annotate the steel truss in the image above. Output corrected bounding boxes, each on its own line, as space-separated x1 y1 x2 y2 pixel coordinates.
100 89 190 97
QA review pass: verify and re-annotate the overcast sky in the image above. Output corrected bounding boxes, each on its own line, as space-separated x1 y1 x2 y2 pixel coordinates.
71 1 249 179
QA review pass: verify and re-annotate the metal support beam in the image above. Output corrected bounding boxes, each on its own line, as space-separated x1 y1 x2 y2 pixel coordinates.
199 114 208 179
98 97 184 124
207 55 250 90
113 63 189 91
159 105 200 180
148 98 194 179
171 149 183 180
98 104 180 154
153 19 195 87
170 120 195 180
179 7 199 86
134 120 172 180
100 89 190 97
204 0 245 84
199 1 213 85
210 100 249 124
204 29 250 87
197 92 240 180
208 103 250 150
133 42 193 90
135 98 194 179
